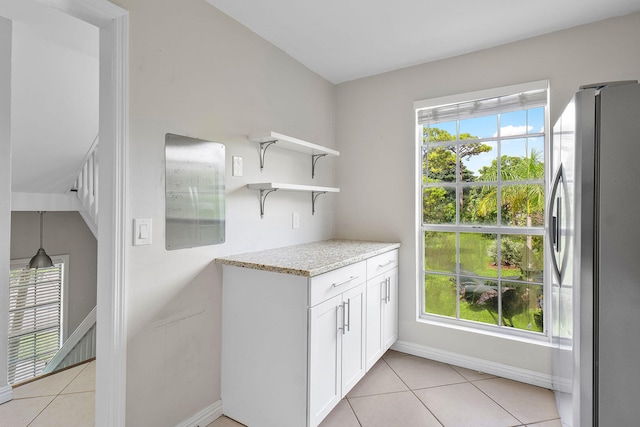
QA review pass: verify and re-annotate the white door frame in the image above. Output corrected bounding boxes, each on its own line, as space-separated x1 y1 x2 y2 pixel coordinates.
0 15 13 406
37 1 129 425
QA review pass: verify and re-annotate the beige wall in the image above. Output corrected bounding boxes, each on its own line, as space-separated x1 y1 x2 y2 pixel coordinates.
334 12 640 377
10 211 97 337
109 0 336 425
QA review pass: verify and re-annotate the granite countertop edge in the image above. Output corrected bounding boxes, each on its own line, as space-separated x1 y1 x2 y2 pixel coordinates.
215 240 401 277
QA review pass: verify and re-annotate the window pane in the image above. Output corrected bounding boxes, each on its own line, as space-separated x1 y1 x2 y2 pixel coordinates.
470 184 498 223
424 232 456 273
424 122 456 143
500 139 527 181
461 187 496 225
460 233 498 278
459 279 499 325
501 110 527 137
527 137 545 177
500 138 544 181
460 142 497 181
520 235 544 282
527 107 545 134
424 274 457 317
494 235 544 281
423 187 456 224
426 146 456 183
459 115 497 139
502 282 544 332
501 184 545 227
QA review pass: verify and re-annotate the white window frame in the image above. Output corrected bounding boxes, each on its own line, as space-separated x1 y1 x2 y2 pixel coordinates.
8 254 69 384
414 81 551 340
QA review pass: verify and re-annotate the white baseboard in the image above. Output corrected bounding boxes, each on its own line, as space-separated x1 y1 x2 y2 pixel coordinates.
0 384 12 405
175 400 223 427
391 340 554 389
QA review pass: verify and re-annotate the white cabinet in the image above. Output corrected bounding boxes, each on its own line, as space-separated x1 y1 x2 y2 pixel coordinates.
309 282 365 426
382 269 398 350
218 244 398 427
309 294 341 424
340 284 366 392
365 250 399 370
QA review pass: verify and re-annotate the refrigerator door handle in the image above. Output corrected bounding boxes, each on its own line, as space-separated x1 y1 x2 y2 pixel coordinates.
548 165 564 283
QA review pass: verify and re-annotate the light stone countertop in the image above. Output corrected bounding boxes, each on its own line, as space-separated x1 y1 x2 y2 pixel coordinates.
215 239 400 277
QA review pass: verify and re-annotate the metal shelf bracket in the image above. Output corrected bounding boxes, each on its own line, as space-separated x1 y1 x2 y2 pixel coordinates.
311 154 327 179
311 191 327 215
259 140 278 172
259 188 278 218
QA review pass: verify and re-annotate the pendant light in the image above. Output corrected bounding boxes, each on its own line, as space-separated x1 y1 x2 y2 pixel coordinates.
28 211 53 269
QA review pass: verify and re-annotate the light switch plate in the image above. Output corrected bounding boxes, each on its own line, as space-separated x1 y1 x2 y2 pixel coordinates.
292 212 300 229
133 218 152 245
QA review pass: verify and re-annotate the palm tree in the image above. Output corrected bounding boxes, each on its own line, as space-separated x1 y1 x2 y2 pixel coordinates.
475 149 544 274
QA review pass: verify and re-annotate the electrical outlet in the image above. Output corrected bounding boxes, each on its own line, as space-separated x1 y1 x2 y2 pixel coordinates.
232 156 243 177
292 212 300 229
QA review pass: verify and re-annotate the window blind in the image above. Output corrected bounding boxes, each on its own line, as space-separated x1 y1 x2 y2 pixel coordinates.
8 259 64 385
417 88 547 126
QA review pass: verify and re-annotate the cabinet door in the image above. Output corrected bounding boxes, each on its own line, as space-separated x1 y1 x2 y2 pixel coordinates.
309 294 341 427
366 275 385 370
341 283 366 395
383 268 399 350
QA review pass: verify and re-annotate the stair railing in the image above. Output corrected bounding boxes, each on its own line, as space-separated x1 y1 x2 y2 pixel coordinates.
73 135 98 237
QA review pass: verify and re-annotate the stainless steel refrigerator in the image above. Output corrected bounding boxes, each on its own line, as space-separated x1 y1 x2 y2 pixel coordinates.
550 81 640 427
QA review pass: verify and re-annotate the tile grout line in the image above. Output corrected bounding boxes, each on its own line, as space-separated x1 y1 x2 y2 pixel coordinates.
25 362 93 427
468 378 527 426
60 362 91 395
379 355 447 427
344 396 364 427
332 353 562 427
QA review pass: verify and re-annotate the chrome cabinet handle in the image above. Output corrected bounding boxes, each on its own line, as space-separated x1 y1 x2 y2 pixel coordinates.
337 301 350 335
386 277 391 303
344 300 350 333
547 165 564 283
380 277 391 303
332 275 359 287
338 303 345 335
378 260 395 268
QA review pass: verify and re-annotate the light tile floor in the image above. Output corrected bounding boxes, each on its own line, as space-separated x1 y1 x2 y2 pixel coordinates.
212 350 562 427
0 351 562 427
0 360 95 427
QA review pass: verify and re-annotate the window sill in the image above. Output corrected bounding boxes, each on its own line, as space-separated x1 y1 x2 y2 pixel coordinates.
417 314 553 347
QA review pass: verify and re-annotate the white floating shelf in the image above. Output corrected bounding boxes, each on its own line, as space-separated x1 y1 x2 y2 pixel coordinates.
249 131 340 156
247 183 340 218
249 131 339 178
247 183 340 192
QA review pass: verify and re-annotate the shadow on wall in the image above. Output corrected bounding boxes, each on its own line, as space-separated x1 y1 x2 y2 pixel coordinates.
125 260 222 426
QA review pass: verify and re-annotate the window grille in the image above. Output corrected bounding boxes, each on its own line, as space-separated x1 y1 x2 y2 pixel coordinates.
415 81 549 336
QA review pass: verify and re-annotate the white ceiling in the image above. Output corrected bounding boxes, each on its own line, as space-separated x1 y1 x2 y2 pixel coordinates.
207 0 640 84
0 0 98 194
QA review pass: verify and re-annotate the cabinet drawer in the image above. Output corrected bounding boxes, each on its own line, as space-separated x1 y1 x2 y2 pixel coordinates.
310 261 366 306
366 250 398 278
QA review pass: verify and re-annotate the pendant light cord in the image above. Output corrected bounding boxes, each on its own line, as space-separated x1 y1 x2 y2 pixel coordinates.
39 211 45 249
